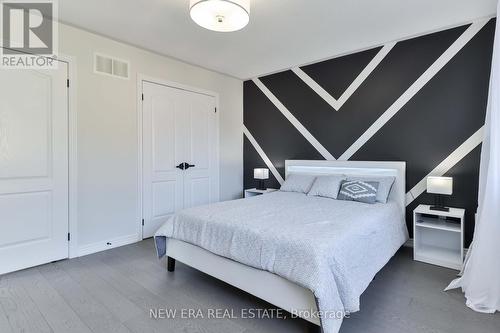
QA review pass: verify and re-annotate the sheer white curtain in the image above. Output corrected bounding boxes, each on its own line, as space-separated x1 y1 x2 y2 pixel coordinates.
445 5 500 313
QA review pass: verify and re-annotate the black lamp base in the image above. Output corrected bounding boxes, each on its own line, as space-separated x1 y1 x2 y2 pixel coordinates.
256 179 266 191
430 194 450 212
429 206 450 212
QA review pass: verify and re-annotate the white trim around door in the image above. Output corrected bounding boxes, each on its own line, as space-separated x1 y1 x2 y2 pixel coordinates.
137 75 220 239
60 54 79 259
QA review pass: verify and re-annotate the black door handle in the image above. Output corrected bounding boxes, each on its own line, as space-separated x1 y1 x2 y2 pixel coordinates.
176 163 195 170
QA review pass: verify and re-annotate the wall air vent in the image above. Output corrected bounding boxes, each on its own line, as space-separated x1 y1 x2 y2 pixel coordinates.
94 53 130 79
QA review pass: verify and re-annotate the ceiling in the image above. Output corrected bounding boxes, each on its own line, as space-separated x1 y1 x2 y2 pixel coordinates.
59 0 497 79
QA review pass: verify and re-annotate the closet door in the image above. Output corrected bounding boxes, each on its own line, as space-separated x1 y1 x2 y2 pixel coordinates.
142 81 219 238
182 92 219 209
142 82 185 238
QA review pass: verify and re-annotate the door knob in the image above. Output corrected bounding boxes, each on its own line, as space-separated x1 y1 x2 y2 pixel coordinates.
185 164 195 170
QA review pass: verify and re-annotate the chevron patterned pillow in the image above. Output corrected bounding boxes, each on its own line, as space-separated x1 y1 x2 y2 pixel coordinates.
337 180 379 204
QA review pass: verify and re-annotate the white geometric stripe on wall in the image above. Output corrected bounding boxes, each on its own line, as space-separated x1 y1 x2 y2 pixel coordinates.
252 77 336 161
338 20 488 161
243 126 285 185
405 127 484 206
292 42 396 111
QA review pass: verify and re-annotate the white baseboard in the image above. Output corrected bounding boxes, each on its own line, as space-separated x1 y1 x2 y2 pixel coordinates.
78 233 140 257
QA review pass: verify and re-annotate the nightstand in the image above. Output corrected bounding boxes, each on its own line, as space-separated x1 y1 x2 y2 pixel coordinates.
244 188 278 198
413 204 465 270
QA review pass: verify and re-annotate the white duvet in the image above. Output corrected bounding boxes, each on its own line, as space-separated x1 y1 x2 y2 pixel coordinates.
155 191 408 333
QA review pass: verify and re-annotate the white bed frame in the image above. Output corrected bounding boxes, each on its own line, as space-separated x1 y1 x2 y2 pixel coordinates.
165 160 406 327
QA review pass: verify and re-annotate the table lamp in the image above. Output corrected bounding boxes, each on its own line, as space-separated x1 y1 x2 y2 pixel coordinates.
254 168 269 190
427 176 453 212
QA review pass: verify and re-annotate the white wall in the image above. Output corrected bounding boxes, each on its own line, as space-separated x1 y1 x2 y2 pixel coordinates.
59 24 243 251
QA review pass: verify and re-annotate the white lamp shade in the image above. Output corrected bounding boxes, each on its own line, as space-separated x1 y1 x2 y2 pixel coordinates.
189 0 250 32
427 176 453 195
254 168 269 180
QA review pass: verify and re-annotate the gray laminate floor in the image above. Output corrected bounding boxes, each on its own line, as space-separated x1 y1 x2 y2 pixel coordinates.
1 240 499 333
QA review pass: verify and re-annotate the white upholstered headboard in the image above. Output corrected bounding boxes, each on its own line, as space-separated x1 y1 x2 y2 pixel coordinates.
285 160 406 215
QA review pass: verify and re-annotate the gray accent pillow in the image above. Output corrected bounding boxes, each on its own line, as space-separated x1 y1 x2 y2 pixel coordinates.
347 176 395 203
307 175 346 199
280 174 316 194
338 180 379 204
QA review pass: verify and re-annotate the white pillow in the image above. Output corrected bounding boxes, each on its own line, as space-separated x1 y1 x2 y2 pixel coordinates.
347 175 395 203
280 174 316 194
307 175 346 199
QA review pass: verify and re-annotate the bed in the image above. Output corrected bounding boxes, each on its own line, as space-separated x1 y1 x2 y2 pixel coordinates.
154 160 408 333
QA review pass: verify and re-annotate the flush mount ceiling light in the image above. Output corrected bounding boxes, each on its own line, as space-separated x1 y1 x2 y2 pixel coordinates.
189 0 250 32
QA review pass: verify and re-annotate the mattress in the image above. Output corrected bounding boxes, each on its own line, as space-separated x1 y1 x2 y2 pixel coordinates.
155 191 408 332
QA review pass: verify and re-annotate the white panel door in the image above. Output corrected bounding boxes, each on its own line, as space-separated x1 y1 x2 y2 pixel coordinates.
0 63 69 275
142 81 219 238
142 82 185 238
183 92 218 209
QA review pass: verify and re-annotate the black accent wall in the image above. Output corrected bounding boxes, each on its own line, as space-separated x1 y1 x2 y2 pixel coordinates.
244 20 496 246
